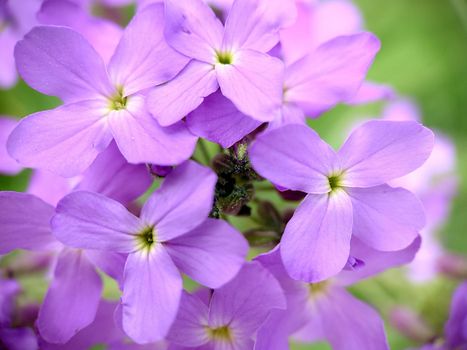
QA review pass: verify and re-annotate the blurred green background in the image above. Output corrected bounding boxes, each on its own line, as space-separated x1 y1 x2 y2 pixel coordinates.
0 0 466 349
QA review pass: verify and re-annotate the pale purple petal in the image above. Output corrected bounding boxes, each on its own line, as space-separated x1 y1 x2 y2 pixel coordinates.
223 0 296 53
297 287 389 350
38 0 122 63
348 185 425 251
0 117 22 174
140 161 217 240
284 33 380 117
52 191 142 252
76 142 152 205
167 292 210 347
14 26 114 102
209 262 286 336
338 120 435 187
249 124 337 194
147 60 218 126
186 91 261 148
165 218 248 288
445 282 467 348
346 82 394 105
122 246 182 343
337 236 421 286
108 3 189 95
37 248 102 344
108 94 197 166
216 49 283 122
268 103 306 129
281 191 353 282
0 192 57 254
164 0 223 63
7 100 113 177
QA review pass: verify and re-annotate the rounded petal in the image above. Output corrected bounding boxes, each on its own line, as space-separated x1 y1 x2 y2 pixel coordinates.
108 95 197 166
249 124 337 194
122 246 182 344
338 120 435 187
0 192 57 254
165 218 248 288
348 185 425 251
140 161 217 241
7 100 113 178
281 191 353 282
147 60 218 126
216 49 284 122
108 3 189 95
37 249 102 344
52 191 142 253
14 26 113 102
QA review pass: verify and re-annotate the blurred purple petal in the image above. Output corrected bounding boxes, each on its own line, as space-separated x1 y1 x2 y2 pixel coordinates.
0 327 38 350
445 282 467 348
0 117 22 174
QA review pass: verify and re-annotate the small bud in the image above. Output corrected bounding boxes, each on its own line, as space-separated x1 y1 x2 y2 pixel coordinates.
389 307 436 342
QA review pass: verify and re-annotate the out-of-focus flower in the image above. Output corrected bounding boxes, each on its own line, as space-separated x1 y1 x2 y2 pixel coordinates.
249 121 433 282
167 262 285 349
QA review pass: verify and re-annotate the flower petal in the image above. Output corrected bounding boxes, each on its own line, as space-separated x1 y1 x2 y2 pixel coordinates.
164 0 223 63
445 282 467 348
298 287 389 350
0 117 22 175
216 49 283 122
186 91 261 148
285 33 380 117
338 120 435 187
167 292 210 348
108 95 197 166
108 3 189 95
14 26 113 102
223 0 296 53
347 185 425 251
37 249 102 344
165 218 248 288
147 60 218 126
209 262 286 335
0 192 57 254
84 250 127 288
140 161 217 241
281 191 353 282
249 124 337 194
122 246 182 343
52 191 142 253
0 30 17 88
7 100 113 177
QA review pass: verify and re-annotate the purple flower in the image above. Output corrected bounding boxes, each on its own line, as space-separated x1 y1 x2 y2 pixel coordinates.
0 117 22 175
444 282 467 349
167 262 285 349
51 161 249 343
7 3 196 177
186 32 381 147
147 0 296 126
254 237 420 349
249 121 434 282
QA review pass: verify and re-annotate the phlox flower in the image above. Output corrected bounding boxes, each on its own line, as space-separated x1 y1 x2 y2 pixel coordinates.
7 3 196 177
254 237 420 350
249 120 434 282
167 262 286 350
147 0 297 125
52 161 249 343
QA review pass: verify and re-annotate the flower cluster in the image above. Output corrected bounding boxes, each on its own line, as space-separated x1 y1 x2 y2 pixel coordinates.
0 0 464 350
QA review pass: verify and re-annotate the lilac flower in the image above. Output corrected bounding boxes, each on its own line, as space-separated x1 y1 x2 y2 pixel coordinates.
254 236 420 349
186 32 380 148
249 121 434 282
7 3 196 177
147 0 296 126
0 117 22 174
52 161 249 343
167 262 285 349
